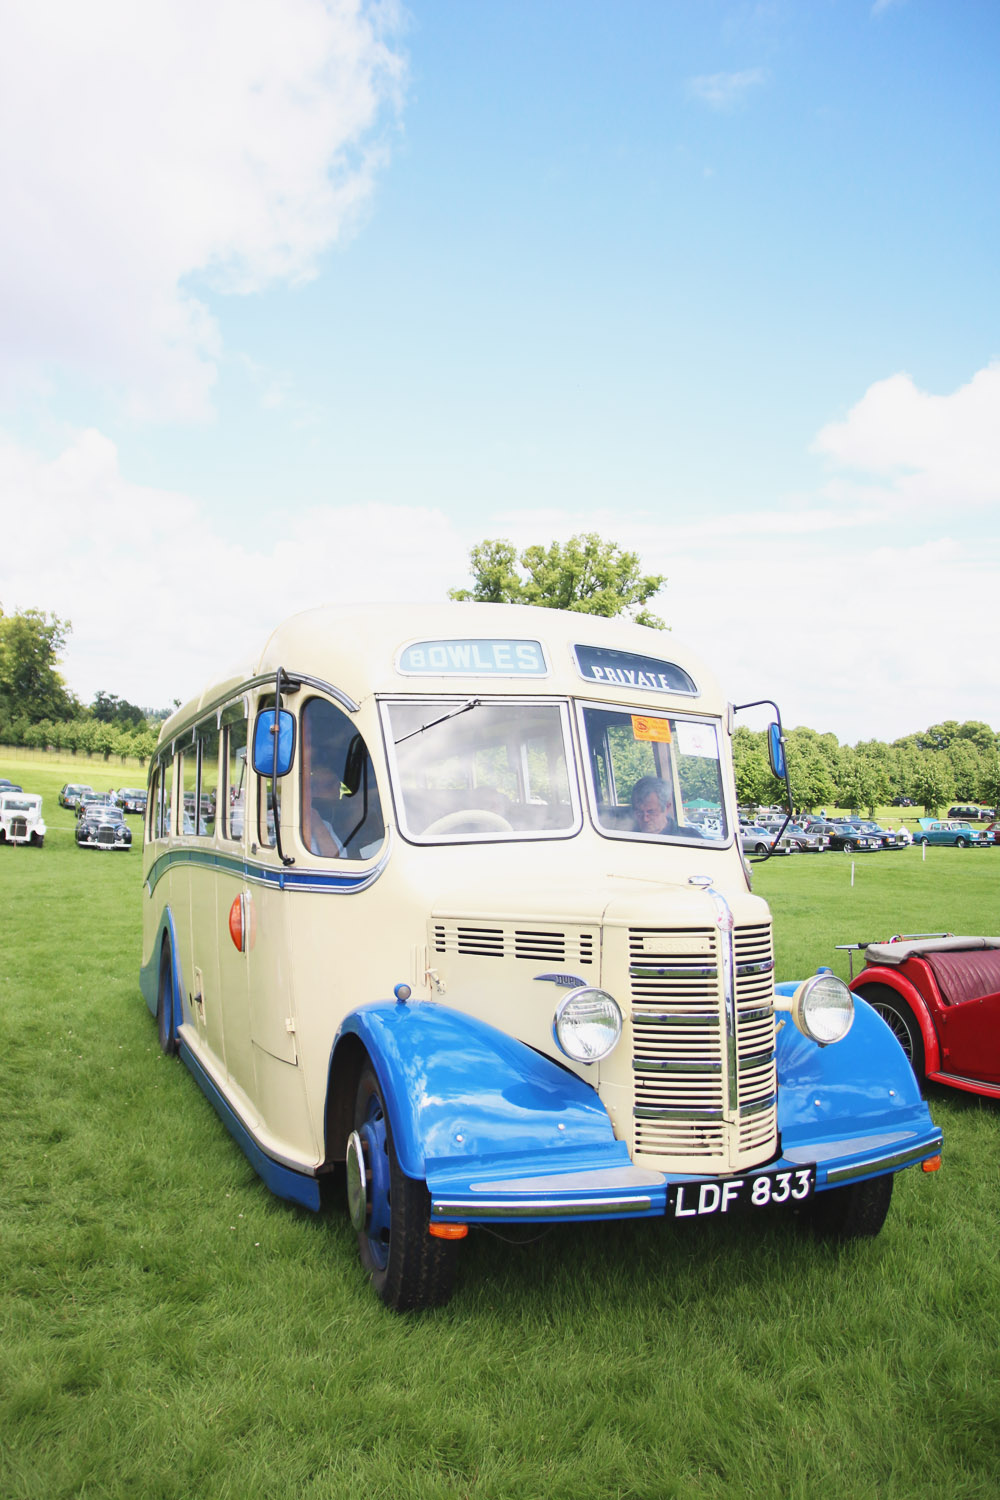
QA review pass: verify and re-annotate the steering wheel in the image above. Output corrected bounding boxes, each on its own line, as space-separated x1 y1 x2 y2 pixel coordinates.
422 808 514 835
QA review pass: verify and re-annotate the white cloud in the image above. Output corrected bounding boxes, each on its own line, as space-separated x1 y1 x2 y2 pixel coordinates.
0 0 406 420
0 428 465 711
686 69 766 110
812 364 1000 510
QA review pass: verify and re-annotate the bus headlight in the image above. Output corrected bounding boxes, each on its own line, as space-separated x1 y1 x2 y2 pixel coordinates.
788 972 854 1045
553 987 623 1064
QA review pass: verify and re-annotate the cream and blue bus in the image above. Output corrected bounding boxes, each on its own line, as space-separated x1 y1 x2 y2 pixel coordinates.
141 602 941 1309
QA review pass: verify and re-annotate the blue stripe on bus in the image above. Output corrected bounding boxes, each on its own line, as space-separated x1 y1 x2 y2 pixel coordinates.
144 843 390 897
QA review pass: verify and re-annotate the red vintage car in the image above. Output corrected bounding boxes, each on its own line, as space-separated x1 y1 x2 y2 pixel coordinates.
843 935 1000 1100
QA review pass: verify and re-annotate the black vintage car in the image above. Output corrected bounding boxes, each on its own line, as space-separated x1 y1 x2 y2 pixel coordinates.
803 820 882 853
76 801 132 851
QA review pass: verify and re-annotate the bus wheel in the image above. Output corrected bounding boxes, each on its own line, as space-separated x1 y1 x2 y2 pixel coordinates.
805 1173 893 1241
348 1062 457 1311
157 938 179 1057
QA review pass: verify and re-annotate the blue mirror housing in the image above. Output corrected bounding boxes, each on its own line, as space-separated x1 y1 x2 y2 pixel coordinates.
767 722 786 781
253 709 296 778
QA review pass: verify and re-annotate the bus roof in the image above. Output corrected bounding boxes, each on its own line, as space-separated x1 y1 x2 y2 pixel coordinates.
160 602 725 744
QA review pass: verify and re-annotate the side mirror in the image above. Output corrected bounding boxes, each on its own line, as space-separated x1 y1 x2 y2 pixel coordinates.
767 722 786 781
253 709 296 778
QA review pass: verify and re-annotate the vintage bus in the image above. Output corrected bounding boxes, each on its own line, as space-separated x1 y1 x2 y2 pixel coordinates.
141 602 942 1309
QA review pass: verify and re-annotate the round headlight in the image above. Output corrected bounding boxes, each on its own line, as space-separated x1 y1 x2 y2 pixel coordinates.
792 972 854 1045
553 987 623 1063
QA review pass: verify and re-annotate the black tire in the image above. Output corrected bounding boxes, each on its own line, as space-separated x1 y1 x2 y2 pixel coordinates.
157 938 179 1056
843 839 855 852
956 837 967 848
918 837 929 847
350 1062 457 1311
857 983 925 1078
806 1172 893 1241
754 842 768 855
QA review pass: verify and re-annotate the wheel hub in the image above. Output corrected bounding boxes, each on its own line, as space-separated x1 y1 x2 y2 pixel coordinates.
345 1129 368 1233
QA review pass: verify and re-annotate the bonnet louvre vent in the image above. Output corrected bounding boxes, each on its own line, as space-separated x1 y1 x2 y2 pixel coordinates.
432 923 595 965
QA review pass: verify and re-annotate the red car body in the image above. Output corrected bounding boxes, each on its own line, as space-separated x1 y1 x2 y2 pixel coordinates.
848 936 1000 1100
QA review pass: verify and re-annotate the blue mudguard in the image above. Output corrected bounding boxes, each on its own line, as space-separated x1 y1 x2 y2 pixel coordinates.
139 906 180 1031
335 1002 668 1223
773 988 942 1188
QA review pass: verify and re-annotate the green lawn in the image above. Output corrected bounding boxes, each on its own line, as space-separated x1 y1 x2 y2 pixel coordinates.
2 756 999 1499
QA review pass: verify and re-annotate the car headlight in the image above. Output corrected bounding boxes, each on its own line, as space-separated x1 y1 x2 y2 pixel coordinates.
785 972 854 1045
553 987 622 1063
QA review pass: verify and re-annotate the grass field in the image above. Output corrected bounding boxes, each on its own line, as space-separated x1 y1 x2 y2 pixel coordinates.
2 755 999 1499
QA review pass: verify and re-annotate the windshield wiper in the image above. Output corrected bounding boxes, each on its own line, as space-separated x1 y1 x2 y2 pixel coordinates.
394 698 482 745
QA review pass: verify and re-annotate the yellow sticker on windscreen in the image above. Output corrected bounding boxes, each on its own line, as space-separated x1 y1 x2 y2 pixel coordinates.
632 715 672 743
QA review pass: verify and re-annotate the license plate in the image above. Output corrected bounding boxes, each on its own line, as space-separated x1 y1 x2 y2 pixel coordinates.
668 1165 815 1218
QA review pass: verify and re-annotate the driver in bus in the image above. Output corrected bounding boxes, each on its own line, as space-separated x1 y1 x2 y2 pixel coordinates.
631 776 677 836
308 761 350 856
304 704 385 859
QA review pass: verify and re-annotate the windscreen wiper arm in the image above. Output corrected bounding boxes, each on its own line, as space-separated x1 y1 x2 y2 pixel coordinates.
394 698 482 746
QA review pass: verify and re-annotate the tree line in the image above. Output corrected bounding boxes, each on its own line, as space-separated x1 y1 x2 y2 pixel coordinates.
0 606 167 764
733 722 1000 819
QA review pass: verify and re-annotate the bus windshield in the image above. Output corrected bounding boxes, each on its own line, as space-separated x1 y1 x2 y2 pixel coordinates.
579 703 729 844
383 698 578 841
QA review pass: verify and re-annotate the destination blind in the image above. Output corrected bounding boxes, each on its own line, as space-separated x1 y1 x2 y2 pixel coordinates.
573 644 697 695
397 639 548 676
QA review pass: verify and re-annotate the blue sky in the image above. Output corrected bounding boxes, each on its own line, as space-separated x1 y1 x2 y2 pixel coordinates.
1 0 998 742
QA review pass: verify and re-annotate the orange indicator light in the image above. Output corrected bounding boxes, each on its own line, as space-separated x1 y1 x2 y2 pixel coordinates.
228 896 244 952
429 1223 469 1240
921 1155 942 1173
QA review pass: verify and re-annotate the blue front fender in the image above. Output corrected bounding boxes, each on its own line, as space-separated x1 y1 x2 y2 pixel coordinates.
332 1002 666 1222
774 989 942 1183
335 1001 624 1179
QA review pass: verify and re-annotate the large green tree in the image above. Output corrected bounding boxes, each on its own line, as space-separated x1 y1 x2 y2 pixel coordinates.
0 606 76 723
449 534 666 627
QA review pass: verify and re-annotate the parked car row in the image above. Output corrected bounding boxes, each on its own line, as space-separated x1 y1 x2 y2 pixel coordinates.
0 780 145 853
740 809 1000 855
58 783 147 813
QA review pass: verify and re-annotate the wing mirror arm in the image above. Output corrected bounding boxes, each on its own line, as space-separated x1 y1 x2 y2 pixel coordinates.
732 698 794 863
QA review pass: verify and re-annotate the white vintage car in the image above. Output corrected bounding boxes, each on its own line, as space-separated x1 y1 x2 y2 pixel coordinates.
0 792 46 846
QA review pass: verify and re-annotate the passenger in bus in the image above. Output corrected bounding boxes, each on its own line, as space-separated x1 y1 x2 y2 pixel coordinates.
631 776 677 836
303 702 385 859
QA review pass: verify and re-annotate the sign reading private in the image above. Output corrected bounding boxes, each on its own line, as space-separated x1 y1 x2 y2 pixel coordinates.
573 645 697 695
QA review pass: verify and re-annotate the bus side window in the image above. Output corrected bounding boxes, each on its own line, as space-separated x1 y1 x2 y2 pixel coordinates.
221 709 247 842
147 766 159 842
196 723 219 837
161 756 175 838
300 697 385 861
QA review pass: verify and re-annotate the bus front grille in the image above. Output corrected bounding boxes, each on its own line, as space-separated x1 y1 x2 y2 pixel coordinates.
628 923 777 1170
